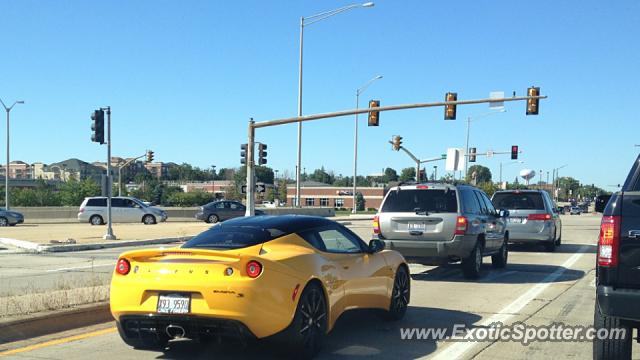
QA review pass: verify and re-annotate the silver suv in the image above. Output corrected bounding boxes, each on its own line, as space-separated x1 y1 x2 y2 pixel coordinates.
78 196 168 225
491 190 562 252
374 183 509 279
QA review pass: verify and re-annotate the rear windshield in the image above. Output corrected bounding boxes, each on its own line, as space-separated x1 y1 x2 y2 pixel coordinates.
381 189 458 213
182 225 287 250
492 193 545 210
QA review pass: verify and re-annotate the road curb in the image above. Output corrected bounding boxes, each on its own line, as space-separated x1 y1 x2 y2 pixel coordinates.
0 302 113 345
0 236 193 253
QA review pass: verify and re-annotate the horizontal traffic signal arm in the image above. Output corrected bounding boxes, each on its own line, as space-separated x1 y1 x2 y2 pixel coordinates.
252 93 547 129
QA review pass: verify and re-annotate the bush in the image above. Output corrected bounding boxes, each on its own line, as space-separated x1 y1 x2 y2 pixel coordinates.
165 191 214 207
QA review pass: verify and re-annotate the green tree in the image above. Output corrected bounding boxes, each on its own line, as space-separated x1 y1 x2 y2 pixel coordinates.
309 167 334 184
383 168 399 183
399 167 416 181
355 192 365 211
466 165 492 184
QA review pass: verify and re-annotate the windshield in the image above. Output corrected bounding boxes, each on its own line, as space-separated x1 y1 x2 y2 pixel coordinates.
182 226 286 250
381 189 458 213
492 193 545 210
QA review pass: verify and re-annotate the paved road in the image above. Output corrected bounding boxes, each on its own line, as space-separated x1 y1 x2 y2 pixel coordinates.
2 214 634 359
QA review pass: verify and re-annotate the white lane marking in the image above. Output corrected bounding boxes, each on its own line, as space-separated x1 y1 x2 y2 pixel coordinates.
46 264 114 272
431 246 588 360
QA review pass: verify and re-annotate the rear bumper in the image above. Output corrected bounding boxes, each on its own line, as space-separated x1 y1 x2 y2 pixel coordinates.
507 222 553 242
597 285 640 322
380 234 476 264
195 212 206 220
117 314 257 344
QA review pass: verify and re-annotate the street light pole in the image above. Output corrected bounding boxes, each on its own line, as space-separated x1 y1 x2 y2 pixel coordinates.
295 2 375 208
0 99 24 210
464 109 505 177
352 74 382 214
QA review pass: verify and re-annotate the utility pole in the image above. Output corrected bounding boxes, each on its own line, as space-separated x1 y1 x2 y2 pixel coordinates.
103 107 115 240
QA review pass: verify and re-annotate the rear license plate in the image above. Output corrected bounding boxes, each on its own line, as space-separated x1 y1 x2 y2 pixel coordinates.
509 217 524 224
157 293 191 314
408 222 427 231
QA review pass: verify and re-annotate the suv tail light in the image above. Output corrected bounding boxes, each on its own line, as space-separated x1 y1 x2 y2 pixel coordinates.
246 260 262 278
115 258 131 275
79 207 85 213
598 216 621 267
373 215 380 235
455 216 468 235
527 213 552 221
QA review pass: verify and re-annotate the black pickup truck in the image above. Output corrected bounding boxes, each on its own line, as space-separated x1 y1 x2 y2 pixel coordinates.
594 154 640 359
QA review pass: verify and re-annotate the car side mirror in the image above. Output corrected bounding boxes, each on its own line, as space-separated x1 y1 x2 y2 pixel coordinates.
499 209 509 218
368 239 385 253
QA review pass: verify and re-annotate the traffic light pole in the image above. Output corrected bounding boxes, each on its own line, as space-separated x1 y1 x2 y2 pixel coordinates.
103 107 116 240
117 154 146 196
245 119 256 216
245 94 547 214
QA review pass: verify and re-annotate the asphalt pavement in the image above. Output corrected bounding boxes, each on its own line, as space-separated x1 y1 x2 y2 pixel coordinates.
1 214 632 359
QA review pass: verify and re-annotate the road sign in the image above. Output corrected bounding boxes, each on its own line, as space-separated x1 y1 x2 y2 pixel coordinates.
256 184 266 193
445 148 464 171
487 150 494 158
241 185 247 194
489 91 505 109
441 154 447 159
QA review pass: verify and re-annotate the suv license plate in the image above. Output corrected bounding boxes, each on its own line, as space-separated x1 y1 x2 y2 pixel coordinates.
408 222 427 231
509 217 524 224
157 293 190 314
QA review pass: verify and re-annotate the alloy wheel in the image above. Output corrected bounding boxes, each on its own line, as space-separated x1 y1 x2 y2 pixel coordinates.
299 287 327 351
391 268 410 314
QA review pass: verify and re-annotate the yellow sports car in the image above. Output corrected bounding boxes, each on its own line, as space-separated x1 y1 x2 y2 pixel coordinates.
110 215 409 357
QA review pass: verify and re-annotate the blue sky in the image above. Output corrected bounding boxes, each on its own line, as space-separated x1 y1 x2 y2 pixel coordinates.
1 0 638 189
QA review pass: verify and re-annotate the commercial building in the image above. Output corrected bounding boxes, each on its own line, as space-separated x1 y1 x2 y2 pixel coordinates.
286 181 385 209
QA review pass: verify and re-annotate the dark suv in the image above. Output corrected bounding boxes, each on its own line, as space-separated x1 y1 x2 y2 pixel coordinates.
373 183 509 279
195 200 264 223
594 154 640 359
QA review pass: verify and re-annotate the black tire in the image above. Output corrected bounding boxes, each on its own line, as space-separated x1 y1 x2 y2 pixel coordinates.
207 214 219 224
285 283 327 359
89 215 104 226
462 240 483 279
0 217 8 227
593 302 632 360
142 214 156 225
556 229 562 246
544 232 557 252
491 236 508 269
386 266 410 321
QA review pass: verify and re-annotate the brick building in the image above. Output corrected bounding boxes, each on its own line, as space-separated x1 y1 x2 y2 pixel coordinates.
287 181 386 209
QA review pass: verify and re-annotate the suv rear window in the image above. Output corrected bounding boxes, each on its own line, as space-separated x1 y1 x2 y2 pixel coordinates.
381 189 458 213
182 225 287 250
492 192 545 210
86 198 107 207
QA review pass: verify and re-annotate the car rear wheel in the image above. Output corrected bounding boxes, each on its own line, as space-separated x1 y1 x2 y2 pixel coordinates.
207 214 219 224
89 215 104 226
386 266 410 321
492 237 508 268
593 302 632 360
286 283 327 359
545 231 557 252
462 240 483 279
0 217 8 226
142 214 156 225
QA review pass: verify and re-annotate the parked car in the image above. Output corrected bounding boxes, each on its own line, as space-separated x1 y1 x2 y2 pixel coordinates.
110 215 409 357
78 196 168 225
373 183 508 279
570 206 582 215
0 208 24 226
594 153 640 359
195 200 264 223
491 190 562 252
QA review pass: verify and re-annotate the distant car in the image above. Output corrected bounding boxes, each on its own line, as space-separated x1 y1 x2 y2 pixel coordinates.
78 196 168 225
374 182 509 279
491 190 562 252
570 206 582 215
195 200 264 223
0 208 24 226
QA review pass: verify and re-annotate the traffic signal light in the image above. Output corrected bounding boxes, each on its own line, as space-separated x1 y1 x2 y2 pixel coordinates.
368 100 380 126
444 92 457 120
391 135 403 151
258 143 268 165
91 109 105 144
469 147 477 162
146 150 154 163
511 145 519 160
526 86 540 115
240 144 247 165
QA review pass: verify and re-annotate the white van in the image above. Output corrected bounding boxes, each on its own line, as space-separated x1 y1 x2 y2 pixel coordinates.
78 196 168 225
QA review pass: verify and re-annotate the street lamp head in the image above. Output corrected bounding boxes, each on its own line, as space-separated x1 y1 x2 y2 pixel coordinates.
375 75 383 79
16 101 24 104
361 2 375 7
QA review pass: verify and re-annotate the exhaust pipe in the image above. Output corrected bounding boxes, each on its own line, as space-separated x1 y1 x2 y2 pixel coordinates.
165 324 186 339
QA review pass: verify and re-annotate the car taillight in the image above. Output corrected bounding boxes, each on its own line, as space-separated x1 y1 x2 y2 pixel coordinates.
373 215 380 235
527 213 552 221
598 216 620 267
115 258 131 275
416 185 429 189
79 207 85 213
455 216 468 235
246 260 262 278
